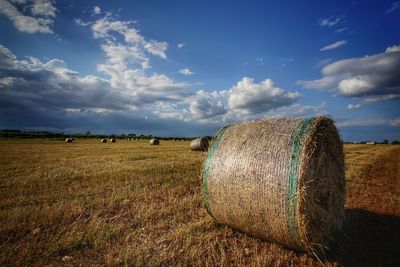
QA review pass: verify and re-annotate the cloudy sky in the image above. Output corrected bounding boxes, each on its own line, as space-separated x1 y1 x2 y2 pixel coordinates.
0 0 399 140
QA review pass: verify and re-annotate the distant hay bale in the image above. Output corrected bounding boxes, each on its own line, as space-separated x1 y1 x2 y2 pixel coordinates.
190 137 209 151
101 139 107 143
65 138 72 143
149 139 159 145
202 117 345 253
110 138 116 143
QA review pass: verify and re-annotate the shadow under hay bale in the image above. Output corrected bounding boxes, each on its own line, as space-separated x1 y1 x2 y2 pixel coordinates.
149 139 159 145
327 209 400 267
190 137 209 151
202 117 345 253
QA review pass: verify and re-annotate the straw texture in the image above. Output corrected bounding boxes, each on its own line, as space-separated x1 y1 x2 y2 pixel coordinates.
190 137 209 151
202 117 345 252
150 139 160 145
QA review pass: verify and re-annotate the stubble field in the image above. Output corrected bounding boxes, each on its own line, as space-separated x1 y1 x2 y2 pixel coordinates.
0 139 399 266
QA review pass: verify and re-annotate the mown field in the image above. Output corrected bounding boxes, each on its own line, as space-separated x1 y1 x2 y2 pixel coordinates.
0 139 399 266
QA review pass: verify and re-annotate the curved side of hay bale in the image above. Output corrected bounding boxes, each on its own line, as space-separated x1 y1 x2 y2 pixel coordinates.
202 117 345 252
190 137 209 151
149 139 160 145
101 139 107 143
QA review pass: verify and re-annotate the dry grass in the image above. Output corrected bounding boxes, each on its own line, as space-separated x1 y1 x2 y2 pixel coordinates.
0 140 399 266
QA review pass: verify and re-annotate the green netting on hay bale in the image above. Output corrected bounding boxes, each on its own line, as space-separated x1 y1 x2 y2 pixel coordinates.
202 117 345 252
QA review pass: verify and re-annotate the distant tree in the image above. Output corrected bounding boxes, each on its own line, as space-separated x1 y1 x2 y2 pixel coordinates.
86 130 91 135
382 139 389 144
392 140 400 145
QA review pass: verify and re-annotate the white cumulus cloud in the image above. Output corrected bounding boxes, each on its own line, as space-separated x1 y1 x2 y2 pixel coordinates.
347 104 361 110
390 117 400 126
319 16 342 27
320 40 347 51
93 6 101 15
179 68 194 76
187 90 228 120
0 0 56 34
31 0 56 17
228 77 301 114
298 44 400 101
386 44 400 53
385 1 400 14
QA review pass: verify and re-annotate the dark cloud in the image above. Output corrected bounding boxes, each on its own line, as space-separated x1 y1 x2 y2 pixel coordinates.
0 104 221 137
298 45 400 101
0 42 307 135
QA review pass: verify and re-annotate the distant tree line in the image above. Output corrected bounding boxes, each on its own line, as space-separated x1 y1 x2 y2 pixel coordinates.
0 129 211 141
343 139 400 145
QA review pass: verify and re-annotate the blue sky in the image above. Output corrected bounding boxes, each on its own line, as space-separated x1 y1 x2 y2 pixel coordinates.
0 0 399 140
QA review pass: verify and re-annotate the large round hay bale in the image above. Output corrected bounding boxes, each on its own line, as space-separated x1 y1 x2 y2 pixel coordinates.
110 138 116 143
149 139 159 145
190 137 209 151
101 139 107 143
65 138 72 143
202 117 345 252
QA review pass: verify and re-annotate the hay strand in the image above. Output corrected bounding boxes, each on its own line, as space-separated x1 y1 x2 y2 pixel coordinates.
190 137 209 151
202 117 345 253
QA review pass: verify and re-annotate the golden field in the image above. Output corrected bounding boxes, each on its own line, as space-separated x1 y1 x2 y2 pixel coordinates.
0 140 399 266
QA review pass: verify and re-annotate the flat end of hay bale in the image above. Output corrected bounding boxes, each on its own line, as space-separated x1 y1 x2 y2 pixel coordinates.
297 117 345 253
190 137 209 151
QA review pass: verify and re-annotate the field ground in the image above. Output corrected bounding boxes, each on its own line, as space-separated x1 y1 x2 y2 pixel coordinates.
0 140 399 266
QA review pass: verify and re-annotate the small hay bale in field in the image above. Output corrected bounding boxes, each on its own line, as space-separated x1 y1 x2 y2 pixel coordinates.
110 138 116 143
202 117 345 253
101 139 107 143
149 138 159 145
190 137 209 151
65 138 72 143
